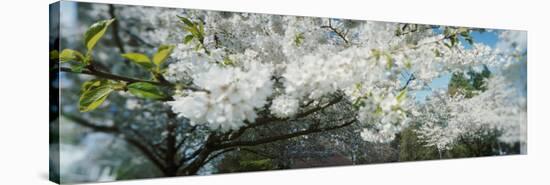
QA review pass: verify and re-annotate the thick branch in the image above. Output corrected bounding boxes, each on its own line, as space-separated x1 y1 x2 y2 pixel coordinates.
228 95 344 140
201 148 236 166
218 119 356 149
62 114 168 175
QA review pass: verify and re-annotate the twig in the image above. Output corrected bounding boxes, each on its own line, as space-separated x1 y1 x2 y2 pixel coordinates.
321 19 349 44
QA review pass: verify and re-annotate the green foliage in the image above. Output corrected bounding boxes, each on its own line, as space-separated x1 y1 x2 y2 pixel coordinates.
79 80 115 112
239 159 273 170
183 34 194 44
59 18 115 67
448 65 491 98
217 150 276 173
177 15 207 53
153 45 175 67
59 49 84 63
398 127 440 161
127 82 166 100
122 44 174 73
69 62 87 73
84 18 115 52
443 27 475 48
222 56 235 66
122 53 154 69
294 32 305 46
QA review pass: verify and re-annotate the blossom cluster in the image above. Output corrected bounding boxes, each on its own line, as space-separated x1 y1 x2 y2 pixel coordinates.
168 63 274 131
96 6 527 146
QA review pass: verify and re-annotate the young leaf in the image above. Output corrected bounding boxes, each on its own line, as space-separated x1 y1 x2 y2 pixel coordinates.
59 49 84 63
84 19 115 51
127 82 165 100
79 83 113 112
122 53 154 70
81 79 104 93
294 32 305 46
70 62 87 73
199 21 205 35
183 34 194 44
177 15 194 27
153 45 175 66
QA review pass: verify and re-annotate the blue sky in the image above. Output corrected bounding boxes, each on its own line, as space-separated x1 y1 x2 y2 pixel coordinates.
413 30 500 102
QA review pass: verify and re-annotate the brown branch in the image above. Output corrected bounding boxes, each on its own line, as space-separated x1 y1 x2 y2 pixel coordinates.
176 126 197 150
400 73 416 91
229 95 344 140
218 119 356 149
60 66 166 86
62 114 168 175
63 114 118 133
121 28 155 48
124 137 168 174
59 66 207 92
321 19 349 44
201 148 236 166
108 5 126 55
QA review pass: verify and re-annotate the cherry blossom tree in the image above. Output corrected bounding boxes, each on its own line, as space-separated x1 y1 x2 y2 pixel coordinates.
52 2 526 182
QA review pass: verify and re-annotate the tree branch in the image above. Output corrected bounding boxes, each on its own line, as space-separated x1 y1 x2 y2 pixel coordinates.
321 19 349 44
108 5 126 55
400 73 416 91
59 66 207 92
218 119 356 149
63 114 118 133
62 114 168 175
228 95 344 140
201 148 236 166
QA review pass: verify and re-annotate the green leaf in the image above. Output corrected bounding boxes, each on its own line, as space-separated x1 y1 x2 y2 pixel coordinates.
222 57 234 66
81 79 103 93
294 32 305 46
70 62 86 73
59 49 84 63
153 45 175 66
198 21 205 35
450 35 458 47
460 31 470 37
184 26 200 37
177 15 194 27
121 53 154 69
127 82 165 100
183 34 194 44
84 18 115 51
79 81 113 112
